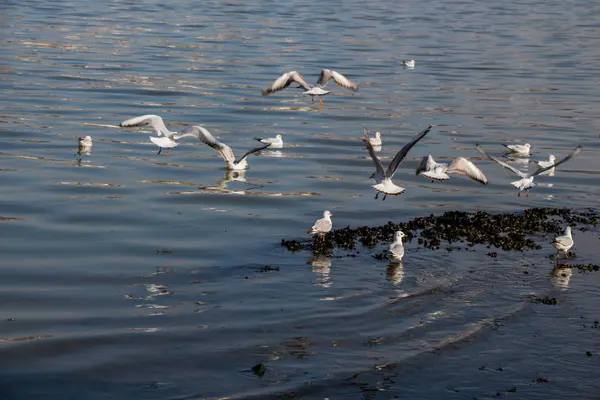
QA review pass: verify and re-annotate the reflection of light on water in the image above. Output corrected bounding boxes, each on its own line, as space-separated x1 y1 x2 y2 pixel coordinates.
551 266 572 290
310 255 332 288
386 262 404 285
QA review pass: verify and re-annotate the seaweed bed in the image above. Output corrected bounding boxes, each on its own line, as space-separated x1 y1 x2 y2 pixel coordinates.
281 207 599 255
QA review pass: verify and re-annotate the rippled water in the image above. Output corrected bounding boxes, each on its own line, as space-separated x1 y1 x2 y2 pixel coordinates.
2 0 600 398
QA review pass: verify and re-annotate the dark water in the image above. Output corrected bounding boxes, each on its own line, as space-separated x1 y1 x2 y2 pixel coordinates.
1 0 600 398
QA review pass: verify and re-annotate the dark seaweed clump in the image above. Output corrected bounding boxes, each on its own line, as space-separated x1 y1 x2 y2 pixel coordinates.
534 296 559 305
281 207 598 255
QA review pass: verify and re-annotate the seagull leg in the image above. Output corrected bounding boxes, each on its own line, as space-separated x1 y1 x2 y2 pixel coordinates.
165 150 169 156
517 191 521 197
319 98 323 105
157 148 162 155
383 194 387 201
311 97 315 104
526 191 529 198
565 251 569 259
375 192 379 200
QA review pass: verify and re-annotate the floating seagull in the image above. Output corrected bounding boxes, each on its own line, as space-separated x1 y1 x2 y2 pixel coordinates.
254 134 283 149
402 60 415 68
533 154 556 176
389 230 406 260
78 136 92 155
177 126 271 170
502 143 531 156
261 69 359 104
364 126 432 200
306 210 333 236
119 114 197 156
415 155 488 184
364 129 382 146
476 144 581 197
553 226 573 260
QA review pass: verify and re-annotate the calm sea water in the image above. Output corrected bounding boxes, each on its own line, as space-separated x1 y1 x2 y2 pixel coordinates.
1 0 600 398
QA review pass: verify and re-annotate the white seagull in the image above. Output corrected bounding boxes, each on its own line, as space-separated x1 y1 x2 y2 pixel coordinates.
476 144 581 197
364 129 382 146
78 136 93 155
389 230 406 260
306 210 333 236
502 143 531 156
553 226 574 259
254 134 283 149
534 154 556 169
261 69 359 104
364 126 432 200
415 155 488 184
119 114 198 156
402 60 415 68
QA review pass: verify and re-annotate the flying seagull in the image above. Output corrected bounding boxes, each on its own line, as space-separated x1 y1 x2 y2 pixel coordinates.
119 114 198 156
415 155 488 184
364 126 432 200
261 69 358 104
476 144 581 197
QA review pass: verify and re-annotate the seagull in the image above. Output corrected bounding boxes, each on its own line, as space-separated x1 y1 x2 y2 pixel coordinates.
254 134 283 149
402 60 415 68
476 144 581 197
119 114 198 156
185 125 270 170
364 126 432 200
502 143 531 156
78 136 92 155
306 210 333 236
415 155 488 184
553 226 574 259
261 69 359 104
364 129 382 146
533 154 556 169
389 230 406 260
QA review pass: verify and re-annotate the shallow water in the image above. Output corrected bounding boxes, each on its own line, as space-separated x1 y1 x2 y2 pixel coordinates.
1 0 600 398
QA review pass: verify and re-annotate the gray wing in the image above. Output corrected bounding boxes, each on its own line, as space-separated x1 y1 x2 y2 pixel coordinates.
172 126 203 140
415 155 437 175
317 69 359 91
447 157 488 184
235 142 271 164
363 128 385 182
475 144 526 178
261 71 311 95
386 126 432 178
195 126 236 164
120 114 173 137
312 218 332 233
532 146 582 177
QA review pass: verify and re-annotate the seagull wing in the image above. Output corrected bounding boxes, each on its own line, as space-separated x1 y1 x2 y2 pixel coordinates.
235 142 271 164
317 69 359 91
447 157 488 184
195 126 236 164
261 71 311 95
363 129 385 182
312 218 332 233
172 126 204 140
532 146 582 177
120 114 173 137
415 155 437 175
386 126 432 178
476 145 526 178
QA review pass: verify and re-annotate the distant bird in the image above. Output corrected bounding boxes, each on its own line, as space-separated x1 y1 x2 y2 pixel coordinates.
254 134 283 149
261 69 359 104
363 129 382 146
502 143 531 156
306 210 333 236
119 114 197 156
402 60 415 68
553 226 574 259
533 154 557 176
364 126 432 200
186 126 270 170
416 155 488 184
476 144 581 197
78 136 92 155
389 230 406 260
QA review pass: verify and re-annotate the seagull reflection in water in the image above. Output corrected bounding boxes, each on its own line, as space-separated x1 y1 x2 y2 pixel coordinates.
310 255 332 288
386 262 404 285
551 266 572 290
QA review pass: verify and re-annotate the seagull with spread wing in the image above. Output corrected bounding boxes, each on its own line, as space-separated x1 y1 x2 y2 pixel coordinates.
261 69 359 104
416 155 488 184
119 114 199 156
476 144 582 197
364 126 432 200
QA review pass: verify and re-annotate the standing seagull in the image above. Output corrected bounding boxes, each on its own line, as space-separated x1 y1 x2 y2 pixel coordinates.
502 143 531 156
364 126 432 200
415 155 488 184
306 210 333 237
476 144 582 197
254 134 284 149
184 126 270 170
120 114 197 156
389 230 406 260
261 69 359 104
553 226 574 260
